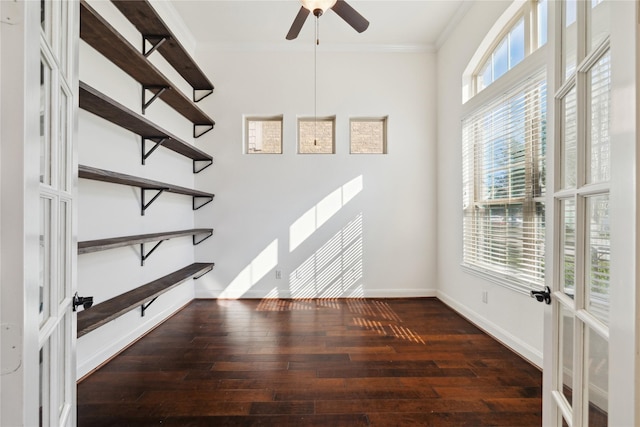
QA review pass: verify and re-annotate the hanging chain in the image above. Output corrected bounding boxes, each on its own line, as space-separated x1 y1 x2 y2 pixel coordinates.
314 15 318 145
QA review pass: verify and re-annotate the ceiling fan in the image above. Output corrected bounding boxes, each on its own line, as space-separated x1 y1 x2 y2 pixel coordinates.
286 0 370 41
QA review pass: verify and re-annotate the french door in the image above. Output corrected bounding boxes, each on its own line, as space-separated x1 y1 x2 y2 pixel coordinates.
0 1 77 425
39 0 77 425
545 0 637 426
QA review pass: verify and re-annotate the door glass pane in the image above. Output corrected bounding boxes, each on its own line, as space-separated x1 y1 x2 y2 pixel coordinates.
40 0 51 43
587 0 609 53
59 0 69 78
39 342 50 427
586 195 610 325
587 51 611 184
59 87 70 191
563 0 578 79
585 327 608 426
561 198 576 297
561 87 577 189
57 319 68 418
40 197 52 326
559 304 574 406
40 60 52 185
58 200 69 304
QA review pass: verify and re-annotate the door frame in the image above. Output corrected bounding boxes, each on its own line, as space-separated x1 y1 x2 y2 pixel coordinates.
1 1 43 425
607 0 639 424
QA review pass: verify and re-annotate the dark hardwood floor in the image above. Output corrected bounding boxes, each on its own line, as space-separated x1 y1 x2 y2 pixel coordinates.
77 298 542 426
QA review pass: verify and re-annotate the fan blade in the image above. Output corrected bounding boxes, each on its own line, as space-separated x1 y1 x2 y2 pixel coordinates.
331 0 369 33
286 6 310 40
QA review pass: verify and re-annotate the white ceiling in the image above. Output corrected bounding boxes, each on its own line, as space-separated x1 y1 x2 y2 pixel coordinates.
169 0 470 49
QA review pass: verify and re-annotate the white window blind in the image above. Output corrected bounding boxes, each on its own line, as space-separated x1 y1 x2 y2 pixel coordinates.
462 72 547 291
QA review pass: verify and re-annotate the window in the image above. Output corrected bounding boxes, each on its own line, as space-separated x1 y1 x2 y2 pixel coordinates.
245 116 283 154
462 73 547 290
475 0 547 94
462 0 548 292
350 117 387 154
298 116 335 154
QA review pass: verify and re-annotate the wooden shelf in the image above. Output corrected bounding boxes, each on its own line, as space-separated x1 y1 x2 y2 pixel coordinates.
80 0 214 136
79 165 214 215
80 82 212 172
79 228 213 255
77 262 214 337
111 0 214 101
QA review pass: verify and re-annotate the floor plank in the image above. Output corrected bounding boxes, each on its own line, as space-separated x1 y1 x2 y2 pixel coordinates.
77 298 542 426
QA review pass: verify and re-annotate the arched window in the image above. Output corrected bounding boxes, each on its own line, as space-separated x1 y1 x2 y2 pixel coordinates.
463 0 547 102
461 0 548 293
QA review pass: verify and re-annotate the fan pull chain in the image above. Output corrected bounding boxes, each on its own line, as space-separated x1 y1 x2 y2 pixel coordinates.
314 15 318 145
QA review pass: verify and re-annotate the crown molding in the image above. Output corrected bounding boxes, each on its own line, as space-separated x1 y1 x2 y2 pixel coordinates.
435 0 473 50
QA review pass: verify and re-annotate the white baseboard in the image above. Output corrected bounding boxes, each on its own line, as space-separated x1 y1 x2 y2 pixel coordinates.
76 292 192 379
362 288 438 298
210 288 438 299
436 290 543 368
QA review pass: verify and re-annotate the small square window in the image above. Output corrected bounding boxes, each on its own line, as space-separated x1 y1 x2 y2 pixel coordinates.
350 117 387 154
298 117 335 154
245 116 283 154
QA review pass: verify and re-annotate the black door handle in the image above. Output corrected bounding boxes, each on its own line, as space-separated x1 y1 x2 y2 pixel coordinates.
530 286 551 305
72 292 94 311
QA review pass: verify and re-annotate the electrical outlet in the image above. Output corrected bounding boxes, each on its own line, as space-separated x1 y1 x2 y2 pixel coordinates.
275 270 282 279
482 290 488 304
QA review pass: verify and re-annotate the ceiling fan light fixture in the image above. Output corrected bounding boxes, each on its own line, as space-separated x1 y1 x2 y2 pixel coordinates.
301 0 337 15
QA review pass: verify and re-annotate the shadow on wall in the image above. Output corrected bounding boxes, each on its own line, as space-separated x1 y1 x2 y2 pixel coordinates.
218 175 364 300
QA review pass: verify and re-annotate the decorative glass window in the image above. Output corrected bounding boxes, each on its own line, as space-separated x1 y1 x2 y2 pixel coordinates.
350 117 387 154
475 0 547 94
298 116 335 154
245 116 283 154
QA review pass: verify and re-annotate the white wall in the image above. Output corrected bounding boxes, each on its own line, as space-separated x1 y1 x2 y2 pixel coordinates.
193 46 438 299
76 0 542 379
436 1 544 367
76 1 210 378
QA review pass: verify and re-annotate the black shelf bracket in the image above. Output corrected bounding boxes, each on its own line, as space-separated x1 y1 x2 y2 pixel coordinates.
141 296 159 317
141 187 168 216
193 265 214 280
142 34 170 57
142 85 169 114
193 195 214 211
140 240 165 266
193 158 213 174
142 137 168 165
193 230 213 245
193 88 213 103
194 123 214 139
